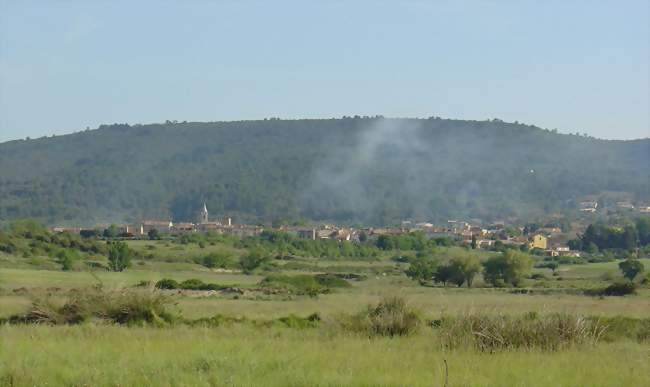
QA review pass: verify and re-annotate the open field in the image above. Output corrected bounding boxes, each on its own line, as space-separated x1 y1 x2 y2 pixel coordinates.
2 265 650 320
1 325 648 387
1 234 649 386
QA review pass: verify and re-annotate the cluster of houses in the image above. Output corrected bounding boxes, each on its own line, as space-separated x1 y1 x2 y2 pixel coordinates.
51 204 263 238
579 200 650 214
280 219 580 257
52 203 582 257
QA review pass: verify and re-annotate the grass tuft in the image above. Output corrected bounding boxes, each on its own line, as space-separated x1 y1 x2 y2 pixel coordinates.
437 312 607 351
9 286 176 326
344 296 421 337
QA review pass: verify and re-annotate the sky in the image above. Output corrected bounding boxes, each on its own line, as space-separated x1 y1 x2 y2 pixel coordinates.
0 0 648 142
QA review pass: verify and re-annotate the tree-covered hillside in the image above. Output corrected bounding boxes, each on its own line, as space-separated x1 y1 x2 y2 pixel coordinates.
0 117 648 225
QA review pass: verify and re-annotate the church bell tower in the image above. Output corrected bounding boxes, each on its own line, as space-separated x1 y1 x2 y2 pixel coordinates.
200 203 208 223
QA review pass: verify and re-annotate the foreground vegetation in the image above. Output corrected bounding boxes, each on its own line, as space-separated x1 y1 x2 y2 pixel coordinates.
1 286 649 386
2 324 647 387
2 221 650 386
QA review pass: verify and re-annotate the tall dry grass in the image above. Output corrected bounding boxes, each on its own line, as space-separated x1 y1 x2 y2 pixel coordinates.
343 296 422 337
8 285 176 326
437 312 607 351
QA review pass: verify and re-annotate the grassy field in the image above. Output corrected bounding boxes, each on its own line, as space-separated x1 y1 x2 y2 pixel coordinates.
1 325 648 386
1 237 649 386
2 266 649 320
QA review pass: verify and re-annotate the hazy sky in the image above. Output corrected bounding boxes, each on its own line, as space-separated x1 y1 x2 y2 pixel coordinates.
1 0 648 142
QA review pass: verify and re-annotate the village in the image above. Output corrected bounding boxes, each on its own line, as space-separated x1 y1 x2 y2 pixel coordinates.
50 203 587 259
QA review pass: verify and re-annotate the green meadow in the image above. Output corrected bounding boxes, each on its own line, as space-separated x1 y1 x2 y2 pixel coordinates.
1 229 649 386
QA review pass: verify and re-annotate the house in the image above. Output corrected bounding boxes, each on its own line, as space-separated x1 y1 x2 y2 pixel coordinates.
469 226 487 237
317 229 335 239
447 220 470 233
539 227 562 235
477 239 495 249
125 224 143 236
141 220 173 234
296 228 317 240
547 246 581 258
51 227 83 234
370 228 406 236
617 201 635 210
579 201 598 213
529 234 548 250
332 228 354 242
226 225 263 237
172 223 195 234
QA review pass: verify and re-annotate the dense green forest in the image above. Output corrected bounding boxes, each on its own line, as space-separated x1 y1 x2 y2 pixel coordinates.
0 117 648 225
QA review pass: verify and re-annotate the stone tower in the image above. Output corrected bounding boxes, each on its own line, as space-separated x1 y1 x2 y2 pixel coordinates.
200 203 208 223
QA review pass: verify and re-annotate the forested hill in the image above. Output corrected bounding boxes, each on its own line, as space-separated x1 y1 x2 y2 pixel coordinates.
1 117 648 226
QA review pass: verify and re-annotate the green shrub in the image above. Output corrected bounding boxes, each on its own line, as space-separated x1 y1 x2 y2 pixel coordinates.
483 250 532 287
593 316 650 342
599 282 637 296
194 252 234 269
179 279 207 290
188 314 248 327
107 241 132 272
155 278 223 291
155 278 180 290
314 274 351 288
345 297 421 337
240 249 270 274
278 313 321 329
260 274 325 296
619 258 645 281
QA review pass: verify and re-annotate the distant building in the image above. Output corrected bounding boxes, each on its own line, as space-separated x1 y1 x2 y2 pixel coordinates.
579 201 598 213
141 220 173 234
547 246 581 258
173 223 195 233
125 224 143 236
539 227 562 235
199 203 209 223
447 220 470 233
296 228 317 240
51 227 83 234
529 234 548 250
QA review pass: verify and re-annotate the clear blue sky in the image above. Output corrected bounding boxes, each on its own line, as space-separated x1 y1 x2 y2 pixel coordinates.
1 0 648 142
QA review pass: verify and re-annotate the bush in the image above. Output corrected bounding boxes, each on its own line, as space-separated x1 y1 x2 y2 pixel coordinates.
55 250 77 271
278 313 321 329
195 252 234 269
179 279 207 290
313 274 351 288
155 278 180 290
599 282 637 296
345 297 421 337
107 241 132 272
594 316 650 342
239 249 270 274
9 286 176 326
156 278 223 291
483 250 532 287
260 274 325 296
404 257 437 283
437 312 606 351
619 258 645 281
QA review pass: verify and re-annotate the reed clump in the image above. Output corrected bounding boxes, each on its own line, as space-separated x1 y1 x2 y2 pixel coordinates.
437 311 607 351
9 285 176 326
